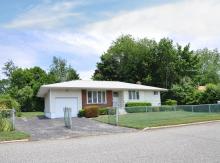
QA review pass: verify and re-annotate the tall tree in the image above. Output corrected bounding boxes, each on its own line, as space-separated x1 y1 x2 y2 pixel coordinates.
2 60 17 77
49 56 79 83
8 67 49 111
93 35 200 88
195 48 220 85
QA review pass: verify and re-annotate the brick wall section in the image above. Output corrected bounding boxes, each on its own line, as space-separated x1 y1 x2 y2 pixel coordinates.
81 90 113 108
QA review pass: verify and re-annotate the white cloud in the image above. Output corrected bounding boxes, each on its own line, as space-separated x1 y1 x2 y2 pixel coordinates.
2 0 220 80
79 70 94 80
81 0 220 50
4 1 80 29
0 45 37 79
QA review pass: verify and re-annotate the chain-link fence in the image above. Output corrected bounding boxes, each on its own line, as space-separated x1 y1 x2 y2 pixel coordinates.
107 104 220 126
125 104 220 113
0 109 15 131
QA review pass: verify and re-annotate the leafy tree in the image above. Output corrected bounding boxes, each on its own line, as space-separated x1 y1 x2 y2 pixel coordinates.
2 60 17 77
49 56 79 82
198 84 220 104
195 48 220 85
93 35 200 88
8 67 49 111
167 78 197 105
0 79 9 94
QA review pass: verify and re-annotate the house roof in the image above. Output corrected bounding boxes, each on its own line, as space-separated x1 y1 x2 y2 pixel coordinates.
37 80 167 97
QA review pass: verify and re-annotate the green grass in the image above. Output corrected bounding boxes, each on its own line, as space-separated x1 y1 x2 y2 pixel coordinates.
95 111 220 129
19 112 44 118
0 131 30 141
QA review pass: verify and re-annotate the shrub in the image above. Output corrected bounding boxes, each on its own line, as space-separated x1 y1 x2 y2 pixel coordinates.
125 102 151 107
78 109 85 117
0 95 20 113
99 108 109 115
152 107 160 112
84 105 99 118
0 118 13 131
164 99 177 106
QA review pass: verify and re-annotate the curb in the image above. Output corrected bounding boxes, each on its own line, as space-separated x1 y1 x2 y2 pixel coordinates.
0 139 29 144
142 120 220 131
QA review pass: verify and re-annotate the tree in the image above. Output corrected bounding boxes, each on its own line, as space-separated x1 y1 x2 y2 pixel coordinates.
0 79 9 94
93 35 200 88
49 56 79 82
8 67 49 111
195 48 220 85
2 60 17 77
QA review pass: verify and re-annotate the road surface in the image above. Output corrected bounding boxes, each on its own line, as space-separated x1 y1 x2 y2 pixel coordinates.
1 122 220 163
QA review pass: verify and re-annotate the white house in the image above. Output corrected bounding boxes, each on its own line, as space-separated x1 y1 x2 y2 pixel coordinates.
37 80 167 118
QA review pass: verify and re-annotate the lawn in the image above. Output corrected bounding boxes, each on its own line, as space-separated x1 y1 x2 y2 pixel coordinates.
0 131 30 141
19 112 44 118
95 111 220 129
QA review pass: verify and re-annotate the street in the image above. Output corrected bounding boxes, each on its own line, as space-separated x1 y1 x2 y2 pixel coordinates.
1 122 220 163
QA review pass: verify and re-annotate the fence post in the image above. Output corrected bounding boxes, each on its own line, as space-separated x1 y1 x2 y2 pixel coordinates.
116 107 119 126
209 105 211 113
145 106 148 112
64 107 72 129
192 106 194 112
11 109 15 130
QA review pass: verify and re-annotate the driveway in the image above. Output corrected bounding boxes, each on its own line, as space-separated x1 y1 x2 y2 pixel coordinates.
16 117 136 140
1 122 220 163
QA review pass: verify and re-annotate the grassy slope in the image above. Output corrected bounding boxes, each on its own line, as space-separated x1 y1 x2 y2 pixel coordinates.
95 111 220 129
0 131 30 141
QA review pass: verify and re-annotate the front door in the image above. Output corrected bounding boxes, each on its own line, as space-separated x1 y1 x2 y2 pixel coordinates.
113 92 119 108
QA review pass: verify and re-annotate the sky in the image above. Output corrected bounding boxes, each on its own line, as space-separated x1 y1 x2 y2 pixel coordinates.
0 0 220 79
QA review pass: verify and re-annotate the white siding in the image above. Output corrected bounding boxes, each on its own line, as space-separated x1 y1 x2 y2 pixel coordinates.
46 89 82 118
44 92 50 113
123 90 161 106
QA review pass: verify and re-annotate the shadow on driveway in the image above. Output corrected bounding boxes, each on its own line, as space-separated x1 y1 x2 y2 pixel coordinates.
16 117 136 141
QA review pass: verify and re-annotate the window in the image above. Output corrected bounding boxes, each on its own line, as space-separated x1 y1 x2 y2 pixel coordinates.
87 91 106 104
128 90 140 100
154 91 159 95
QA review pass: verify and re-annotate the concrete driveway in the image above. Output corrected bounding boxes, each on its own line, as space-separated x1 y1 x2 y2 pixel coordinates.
1 122 220 163
16 117 136 141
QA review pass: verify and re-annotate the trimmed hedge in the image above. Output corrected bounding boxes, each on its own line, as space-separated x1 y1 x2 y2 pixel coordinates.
78 109 85 117
99 108 109 115
84 105 99 118
125 105 178 113
125 102 151 107
164 99 177 106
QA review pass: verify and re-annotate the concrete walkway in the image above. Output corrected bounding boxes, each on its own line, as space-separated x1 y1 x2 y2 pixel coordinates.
16 117 136 140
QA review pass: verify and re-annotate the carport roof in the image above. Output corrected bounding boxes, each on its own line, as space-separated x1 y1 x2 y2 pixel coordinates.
37 80 167 97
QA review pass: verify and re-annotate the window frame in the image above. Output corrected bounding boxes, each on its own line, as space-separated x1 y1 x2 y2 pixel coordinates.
128 90 140 100
87 90 107 104
154 91 159 95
